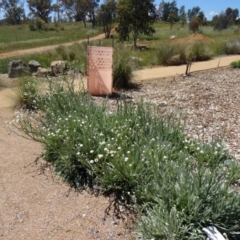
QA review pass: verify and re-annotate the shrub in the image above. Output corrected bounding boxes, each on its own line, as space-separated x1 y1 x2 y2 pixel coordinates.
69 50 76 62
28 22 36 31
55 46 68 61
15 78 240 239
29 17 46 31
189 18 200 33
35 17 46 31
230 60 240 68
188 42 211 61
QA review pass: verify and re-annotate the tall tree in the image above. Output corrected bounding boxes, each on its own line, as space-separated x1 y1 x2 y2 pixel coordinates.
116 0 157 47
225 7 239 25
187 6 205 23
87 0 100 28
169 0 178 21
0 0 25 24
162 0 179 22
96 0 116 38
61 0 99 27
27 0 52 23
156 0 165 20
212 7 239 30
115 0 131 41
162 1 170 21
179 5 186 28
52 0 64 22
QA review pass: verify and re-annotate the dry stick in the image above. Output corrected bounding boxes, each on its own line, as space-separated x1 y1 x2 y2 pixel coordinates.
217 57 222 68
188 61 192 75
188 56 197 75
185 62 190 76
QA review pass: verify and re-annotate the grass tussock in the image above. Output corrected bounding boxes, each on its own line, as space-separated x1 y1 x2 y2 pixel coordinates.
156 44 186 66
225 40 240 55
113 46 138 89
188 42 211 61
14 78 240 240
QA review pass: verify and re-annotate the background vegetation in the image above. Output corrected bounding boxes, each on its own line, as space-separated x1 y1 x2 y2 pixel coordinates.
0 22 100 53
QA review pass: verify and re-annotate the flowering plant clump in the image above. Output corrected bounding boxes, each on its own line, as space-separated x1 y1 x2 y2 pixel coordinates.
15 77 42 110
15 78 240 239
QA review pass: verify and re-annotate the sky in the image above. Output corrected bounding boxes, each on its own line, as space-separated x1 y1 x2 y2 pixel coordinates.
155 0 240 20
0 0 239 21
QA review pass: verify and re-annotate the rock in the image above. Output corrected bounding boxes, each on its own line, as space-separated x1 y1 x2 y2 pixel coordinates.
33 67 51 77
8 60 31 78
28 60 41 73
51 60 68 76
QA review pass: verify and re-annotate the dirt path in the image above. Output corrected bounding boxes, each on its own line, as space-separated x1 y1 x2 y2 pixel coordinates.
134 55 240 81
0 33 106 59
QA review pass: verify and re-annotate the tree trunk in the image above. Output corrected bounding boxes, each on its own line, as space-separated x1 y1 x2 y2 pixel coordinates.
92 12 96 28
133 31 138 48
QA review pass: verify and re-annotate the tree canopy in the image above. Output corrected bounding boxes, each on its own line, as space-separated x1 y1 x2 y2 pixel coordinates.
27 0 52 23
116 0 157 47
96 0 116 38
60 0 99 27
0 0 25 24
212 7 239 30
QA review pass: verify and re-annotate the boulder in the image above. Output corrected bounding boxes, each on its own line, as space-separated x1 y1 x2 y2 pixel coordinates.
28 60 41 73
8 60 31 78
50 60 68 76
33 67 51 77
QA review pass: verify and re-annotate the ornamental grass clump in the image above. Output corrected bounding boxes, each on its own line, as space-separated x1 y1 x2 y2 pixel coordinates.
15 78 240 239
188 42 211 61
225 40 240 55
113 45 138 89
156 44 186 66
